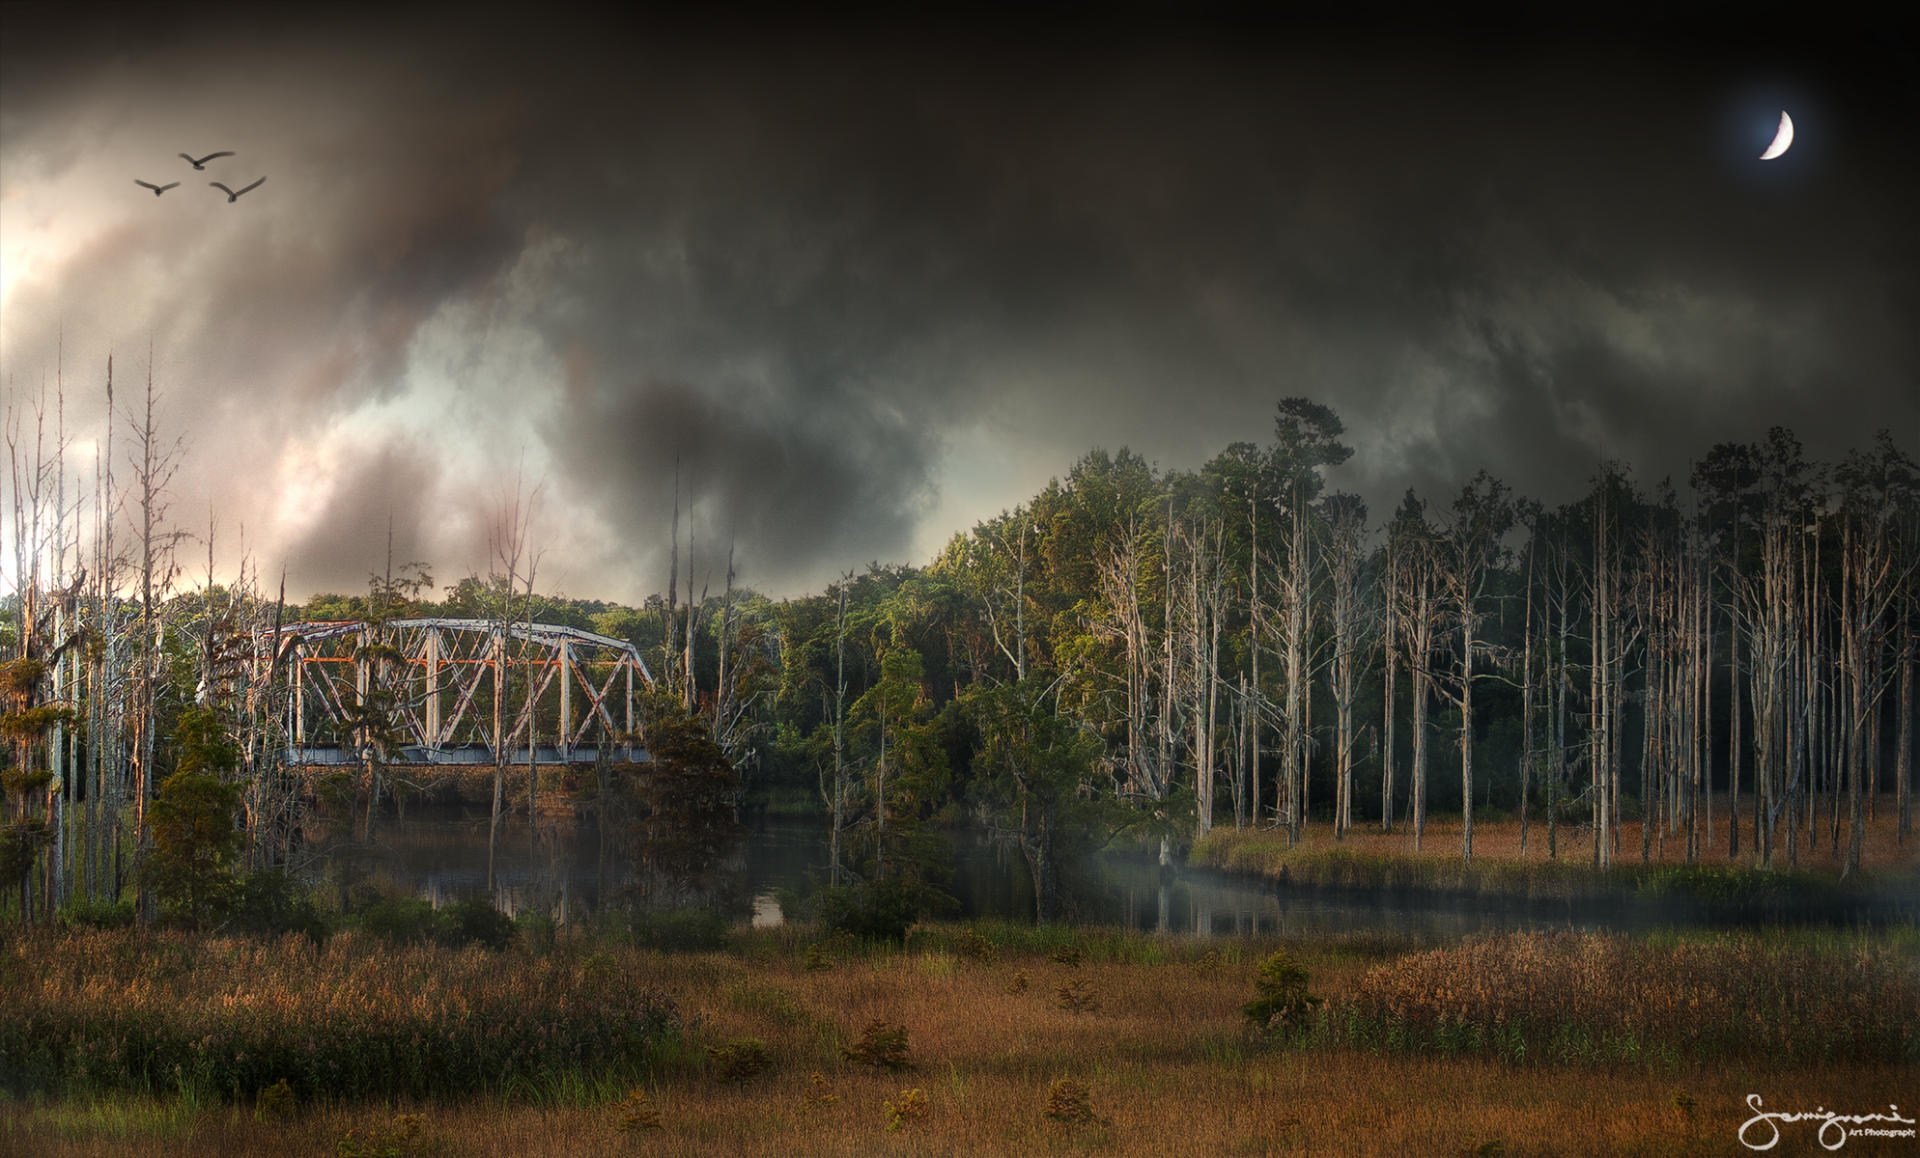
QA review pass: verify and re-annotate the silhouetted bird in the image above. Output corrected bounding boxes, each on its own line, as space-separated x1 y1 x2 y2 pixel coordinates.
210 177 266 202
180 151 235 169
135 180 181 196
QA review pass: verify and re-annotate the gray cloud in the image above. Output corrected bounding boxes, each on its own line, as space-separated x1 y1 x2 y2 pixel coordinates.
3 9 1912 601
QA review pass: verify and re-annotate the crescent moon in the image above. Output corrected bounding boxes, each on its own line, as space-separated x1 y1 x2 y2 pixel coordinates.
1759 111 1794 160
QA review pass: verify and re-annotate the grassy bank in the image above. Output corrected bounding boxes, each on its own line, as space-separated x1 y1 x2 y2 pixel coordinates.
1191 804 1920 912
0 929 682 1102
4 920 1915 1155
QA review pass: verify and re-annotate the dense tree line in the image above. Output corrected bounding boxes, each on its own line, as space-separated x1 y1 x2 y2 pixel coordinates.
3 362 1915 928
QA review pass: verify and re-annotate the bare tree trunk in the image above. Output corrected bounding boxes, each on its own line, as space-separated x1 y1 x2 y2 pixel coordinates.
1592 486 1611 870
1408 561 1434 851
1382 547 1398 833
125 355 181 923
829 574 849 886
1519 532 1535 855
1552 553 1569 859
1900 599 1913 843
1461 609 1475 864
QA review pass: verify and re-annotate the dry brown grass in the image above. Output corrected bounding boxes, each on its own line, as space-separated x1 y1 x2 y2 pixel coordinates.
8 1052 1909 1157
1246 795 1919 870
1341 930 1918 1064
6 927 1914 1157
1195 797 1920 899
0 929 680 1100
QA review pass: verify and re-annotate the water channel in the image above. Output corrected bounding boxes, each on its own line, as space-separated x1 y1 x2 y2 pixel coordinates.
300 806 1866 940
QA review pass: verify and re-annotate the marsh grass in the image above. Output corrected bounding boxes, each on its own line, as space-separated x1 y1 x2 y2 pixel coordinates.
0 929 681 1101
1327 929 1919 1066
1193 804 1920 907
12 1056 1912 1157
5 920 1915 1156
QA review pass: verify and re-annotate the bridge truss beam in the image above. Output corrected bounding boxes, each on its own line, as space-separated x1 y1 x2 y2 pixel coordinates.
274 618 654 765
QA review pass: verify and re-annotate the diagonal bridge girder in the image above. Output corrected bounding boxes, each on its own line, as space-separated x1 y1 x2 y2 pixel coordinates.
272 618 654 765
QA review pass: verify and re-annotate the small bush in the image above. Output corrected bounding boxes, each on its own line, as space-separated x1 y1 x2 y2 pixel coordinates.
230 869 329 944
436 899 515 951
803 1072 840 1107
359 896 514 950
623 906 731 952
516 908 557 952
842 1019 913 1071
1048 944 1085 968
257 1077 297 1121
885 1087 929 1131
1670 1089 1698 1127
613 1087 663 1131
357 897 439 944
815 878 926 944
335 1113 442 1158
707 1037 772 1083
955 927 999 964
58 895 135 930
803 942 832 972
1242 950 1322 1034
1044 1077 1100 1126
1007 969 1030 995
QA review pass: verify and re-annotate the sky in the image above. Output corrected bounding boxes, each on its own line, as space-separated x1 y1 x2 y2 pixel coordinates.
2 5 1914 605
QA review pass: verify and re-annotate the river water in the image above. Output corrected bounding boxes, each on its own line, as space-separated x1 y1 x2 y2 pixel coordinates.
299 806 1758 940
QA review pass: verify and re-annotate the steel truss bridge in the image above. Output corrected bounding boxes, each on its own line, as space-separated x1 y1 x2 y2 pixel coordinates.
277 618 654 766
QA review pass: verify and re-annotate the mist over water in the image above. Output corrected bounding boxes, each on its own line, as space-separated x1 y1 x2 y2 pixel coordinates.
299 807 1806 939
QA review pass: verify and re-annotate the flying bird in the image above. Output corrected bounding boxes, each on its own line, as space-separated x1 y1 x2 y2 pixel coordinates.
210 177 266 202
134 180 181 196
180 151 235 169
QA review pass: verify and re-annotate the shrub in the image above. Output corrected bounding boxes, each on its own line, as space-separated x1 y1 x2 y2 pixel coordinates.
1048 944 1085 968
58 895 135 930
354 897 513 950
436 899 515 951
257 1077 298 1121
885 1087 929 1131
621 906 731 952
814 877 926 944
955 927 999 964
1242 950 1322 1034
357 897 439 944
1044 1077 1100 1126
842 1019 913 1071
229 869 329 944
707 1037 772 1083
516 908 557 952
614 1087 663 1131
142 766 245 929
803 1071 840 1107
335 1113 443 1158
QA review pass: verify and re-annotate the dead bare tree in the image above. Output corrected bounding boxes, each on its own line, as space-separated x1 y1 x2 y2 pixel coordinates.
485 473 542 892
124 353 187 922
1323 492 1368 839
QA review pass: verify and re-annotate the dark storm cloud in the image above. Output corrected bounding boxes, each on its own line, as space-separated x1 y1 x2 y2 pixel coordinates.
278 439 441 595
3 8 1913 600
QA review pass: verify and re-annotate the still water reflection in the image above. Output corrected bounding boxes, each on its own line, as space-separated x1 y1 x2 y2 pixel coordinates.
304 806 1682 939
